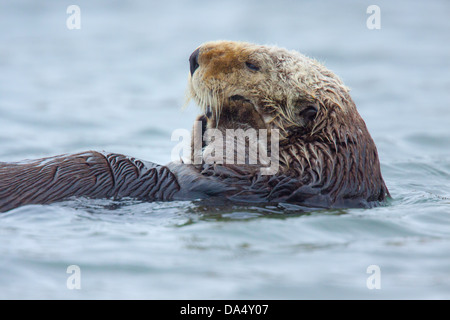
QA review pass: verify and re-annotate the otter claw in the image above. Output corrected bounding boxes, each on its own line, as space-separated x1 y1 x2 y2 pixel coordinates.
205 106 212 118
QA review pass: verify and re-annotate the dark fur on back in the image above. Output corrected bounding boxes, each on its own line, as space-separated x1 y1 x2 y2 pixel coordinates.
0 152 179 212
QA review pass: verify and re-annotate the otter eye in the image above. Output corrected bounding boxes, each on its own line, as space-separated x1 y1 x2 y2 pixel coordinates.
299 105 318 122
245 61 260 71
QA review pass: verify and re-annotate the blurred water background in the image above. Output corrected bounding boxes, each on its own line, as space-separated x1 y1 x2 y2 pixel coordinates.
0 0 449 299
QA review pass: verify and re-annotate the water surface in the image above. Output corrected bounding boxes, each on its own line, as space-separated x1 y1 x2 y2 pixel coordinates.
0 0 449 299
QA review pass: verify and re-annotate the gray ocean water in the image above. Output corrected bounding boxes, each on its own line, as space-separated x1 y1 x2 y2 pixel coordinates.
0 0 449 299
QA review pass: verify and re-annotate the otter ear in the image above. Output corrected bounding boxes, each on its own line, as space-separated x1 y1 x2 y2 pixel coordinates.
297 102 319 125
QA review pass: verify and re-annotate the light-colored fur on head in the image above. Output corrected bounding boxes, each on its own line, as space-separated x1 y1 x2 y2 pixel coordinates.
187 40 355 137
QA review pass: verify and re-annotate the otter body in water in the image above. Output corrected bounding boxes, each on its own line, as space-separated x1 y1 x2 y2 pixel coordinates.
0 41 389 212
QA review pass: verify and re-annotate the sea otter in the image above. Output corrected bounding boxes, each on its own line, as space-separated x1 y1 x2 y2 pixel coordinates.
0 41 389 212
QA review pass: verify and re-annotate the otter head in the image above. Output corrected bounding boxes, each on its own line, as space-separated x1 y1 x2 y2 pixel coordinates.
186 40 389 205
187 40 364 136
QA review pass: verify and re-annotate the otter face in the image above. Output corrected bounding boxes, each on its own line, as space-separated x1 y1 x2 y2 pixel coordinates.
187 40 356 140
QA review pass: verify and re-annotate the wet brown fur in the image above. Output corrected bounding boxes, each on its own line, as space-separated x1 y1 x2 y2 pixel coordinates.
187 41 389 207
0 41 389 212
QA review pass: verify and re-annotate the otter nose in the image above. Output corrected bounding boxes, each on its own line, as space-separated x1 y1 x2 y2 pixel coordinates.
189 48 200 76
